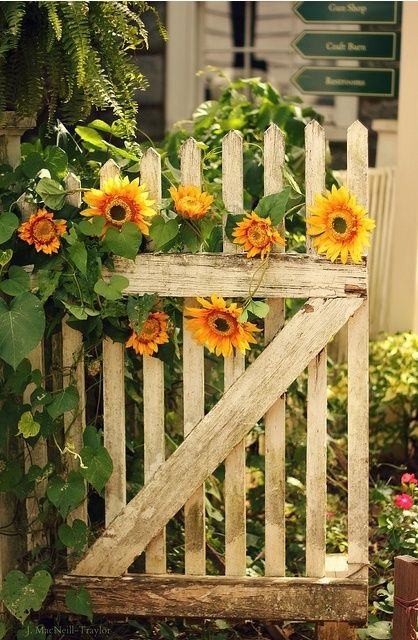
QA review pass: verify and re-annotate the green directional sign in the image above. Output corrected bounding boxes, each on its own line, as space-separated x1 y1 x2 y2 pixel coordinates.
292 31 398 60
294 2 398 24
291 67 398 97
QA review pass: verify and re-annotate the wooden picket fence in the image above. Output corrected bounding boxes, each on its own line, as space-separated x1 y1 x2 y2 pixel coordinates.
2 121 370 633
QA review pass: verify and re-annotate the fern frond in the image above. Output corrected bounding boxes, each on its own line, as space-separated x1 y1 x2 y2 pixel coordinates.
43 2 63 41
59 2 90 85
0 2 26 39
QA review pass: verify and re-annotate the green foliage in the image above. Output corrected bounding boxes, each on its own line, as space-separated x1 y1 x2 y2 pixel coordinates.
0 292 45 369
0 1 164 136
160 76 334 248
1 569 52 623
65 586 93 622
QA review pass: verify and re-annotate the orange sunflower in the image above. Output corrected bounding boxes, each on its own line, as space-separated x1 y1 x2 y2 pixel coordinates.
185 294 260 358
169 185 213 220
307 185 375 264
126 311 169 357
82 176 155 235
18 208 67 255
232 211 285 258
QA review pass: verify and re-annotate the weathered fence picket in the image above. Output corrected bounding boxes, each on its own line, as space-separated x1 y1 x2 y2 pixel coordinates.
263 124 286 577
180 138 206 575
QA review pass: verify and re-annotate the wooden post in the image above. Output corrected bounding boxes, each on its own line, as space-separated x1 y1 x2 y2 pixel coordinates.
393 555 418 640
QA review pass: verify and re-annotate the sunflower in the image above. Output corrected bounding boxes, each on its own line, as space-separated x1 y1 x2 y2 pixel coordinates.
185 294 261 358
18 208 67 255
126 311 169 357
232 211 285 258
169 185 213 220
306 185 375 264
82 176 155 235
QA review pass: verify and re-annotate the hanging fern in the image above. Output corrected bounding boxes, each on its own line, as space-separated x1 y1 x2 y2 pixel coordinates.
0 1 162 137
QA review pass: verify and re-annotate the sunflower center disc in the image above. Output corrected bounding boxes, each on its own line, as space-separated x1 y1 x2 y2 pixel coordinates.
33 219 56 242
106 198 132 226
248 223 268 247
332 215 348 235
140 318 160 340
214 317 231 333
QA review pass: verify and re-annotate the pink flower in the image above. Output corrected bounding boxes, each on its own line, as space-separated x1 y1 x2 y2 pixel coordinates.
401 473 418 486
326 511 334 519
394 493 414 510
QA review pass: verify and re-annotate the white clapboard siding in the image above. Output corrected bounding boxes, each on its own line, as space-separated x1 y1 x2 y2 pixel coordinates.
222 130 246 576
263 124 286 577
100 161 127 527
305 121 327 578
334 166 396 337
181 138 206 575
141 148 167 574
347 122 369 581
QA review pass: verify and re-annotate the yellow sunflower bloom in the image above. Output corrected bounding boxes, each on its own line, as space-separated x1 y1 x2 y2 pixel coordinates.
169 185 213 220
185 294 261 358
126 311 169 357
307 185 375 264
18 208 67 255
82 176 155 236
232 211 285 258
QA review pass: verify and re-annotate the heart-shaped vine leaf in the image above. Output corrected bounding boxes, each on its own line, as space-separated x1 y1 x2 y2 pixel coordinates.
0 292 45 369
65 586 93 622
1 569 52 623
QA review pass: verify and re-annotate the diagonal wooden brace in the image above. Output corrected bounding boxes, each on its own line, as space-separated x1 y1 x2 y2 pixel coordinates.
72 297 364 576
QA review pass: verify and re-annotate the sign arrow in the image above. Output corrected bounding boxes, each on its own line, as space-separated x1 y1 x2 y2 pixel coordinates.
293 2 398 24
292 31 398 61
291 67 398 97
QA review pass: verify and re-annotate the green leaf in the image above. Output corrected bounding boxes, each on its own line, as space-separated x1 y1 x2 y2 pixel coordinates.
43 146 68 177
67 241 88 275
61 301 100 321
1 569 52 624
0 211 19 244
0 266 30 296
88 119 113 134
127 293 158 333
149 216 179 250
225 213 245 242
78 216 105 237
179 221 201 252
245 300 270 319
75 125 107 150
65 586 93 622
102 222 142 259
0 459 23 491
58 519 89 554
255 188 291 225
94 275 129 300
80 445 113 493
21 153 45 179
35 178 66 209
36 269 61 302
47 385 79 420
366 621 392 639
47 472 85 518
82 425 102 451
0 621 6 640
17 411 41 438
0 292 45 369
0 248 13 267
